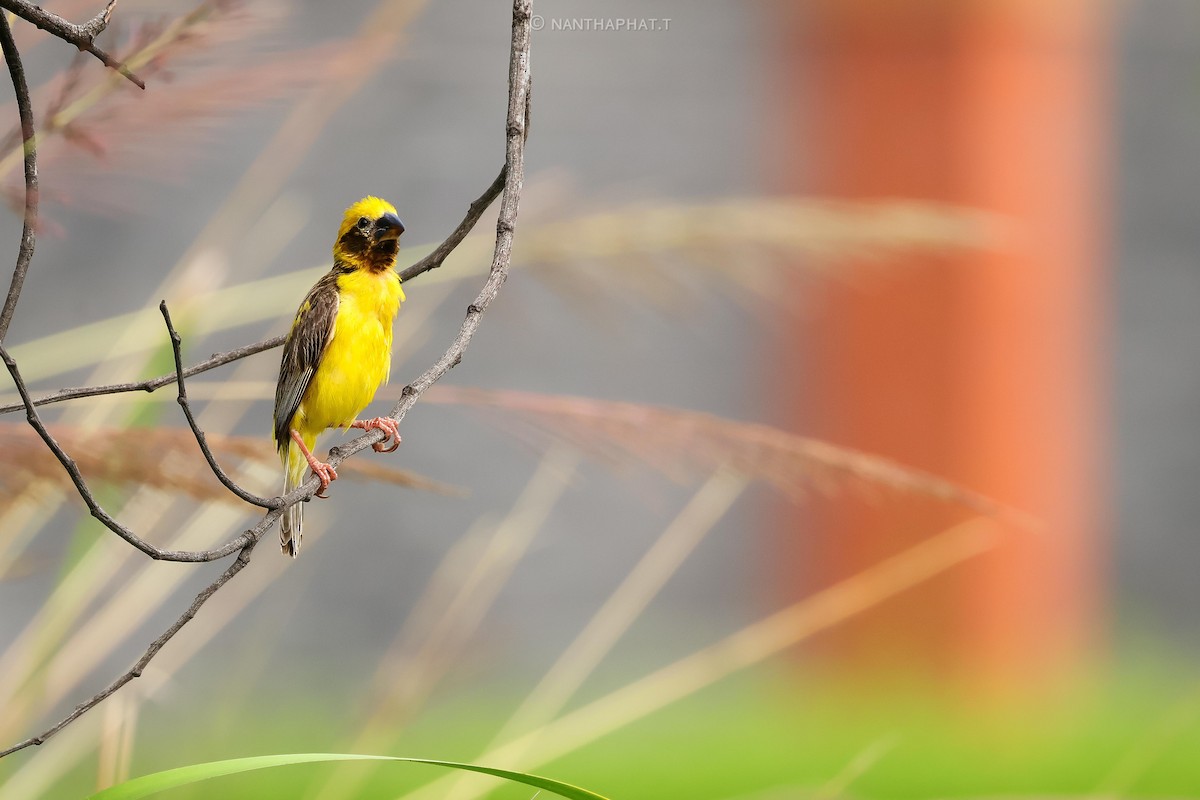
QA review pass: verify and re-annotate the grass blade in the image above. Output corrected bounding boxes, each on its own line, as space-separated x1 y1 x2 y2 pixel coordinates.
88 753 611 800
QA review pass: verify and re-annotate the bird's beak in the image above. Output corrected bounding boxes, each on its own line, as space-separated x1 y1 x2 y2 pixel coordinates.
374 213 405 242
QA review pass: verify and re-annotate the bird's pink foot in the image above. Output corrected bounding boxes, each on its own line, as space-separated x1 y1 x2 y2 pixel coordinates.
352 416 401 453
309 460 338 498
290 428 338 497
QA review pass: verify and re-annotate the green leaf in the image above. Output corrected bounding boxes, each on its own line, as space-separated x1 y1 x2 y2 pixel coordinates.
88 752 612 800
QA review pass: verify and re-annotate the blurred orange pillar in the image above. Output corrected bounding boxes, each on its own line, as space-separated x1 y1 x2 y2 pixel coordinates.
770 1 1109 695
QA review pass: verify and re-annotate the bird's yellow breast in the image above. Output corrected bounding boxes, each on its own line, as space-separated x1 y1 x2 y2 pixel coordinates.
299 269 405 432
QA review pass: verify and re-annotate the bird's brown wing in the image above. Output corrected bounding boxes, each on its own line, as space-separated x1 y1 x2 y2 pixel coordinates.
273 271 340 454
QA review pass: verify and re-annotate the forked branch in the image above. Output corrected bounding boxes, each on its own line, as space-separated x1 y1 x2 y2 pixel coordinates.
0 0 145 88
160 301 278 509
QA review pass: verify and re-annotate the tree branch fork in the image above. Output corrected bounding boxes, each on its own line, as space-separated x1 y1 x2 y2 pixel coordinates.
0 0 532 760
0 0 145 88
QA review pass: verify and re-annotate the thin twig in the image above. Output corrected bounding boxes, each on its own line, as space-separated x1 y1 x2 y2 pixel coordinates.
0 334 287 415
0 536 260 759
0 11 37 343
0 0 533 759
0 0 145 88
160 301 277 509
398 166 506 283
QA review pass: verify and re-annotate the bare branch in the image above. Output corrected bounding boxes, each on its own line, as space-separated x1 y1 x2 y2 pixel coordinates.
160 301 278 509
0 12 37 343
0 0 145 88
0 341 263 562
0 0 533 758
0 536 260 759
399 166 506 283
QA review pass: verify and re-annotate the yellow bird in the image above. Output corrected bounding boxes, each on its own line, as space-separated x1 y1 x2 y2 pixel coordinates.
273 196 407 557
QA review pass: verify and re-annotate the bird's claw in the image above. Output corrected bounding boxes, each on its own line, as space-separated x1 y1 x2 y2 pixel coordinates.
310 460 338 498
374 437 401 454
354 416 402 453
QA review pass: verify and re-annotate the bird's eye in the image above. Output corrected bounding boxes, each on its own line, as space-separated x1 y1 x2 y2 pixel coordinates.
357 216 370 230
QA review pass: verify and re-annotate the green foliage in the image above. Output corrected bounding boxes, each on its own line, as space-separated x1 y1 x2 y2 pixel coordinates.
59 662 1198 800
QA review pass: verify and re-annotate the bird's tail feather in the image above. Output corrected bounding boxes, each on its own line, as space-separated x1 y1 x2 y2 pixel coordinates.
280 444 306 558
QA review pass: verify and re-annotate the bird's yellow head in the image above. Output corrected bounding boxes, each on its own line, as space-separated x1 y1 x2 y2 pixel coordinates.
334 196 406 272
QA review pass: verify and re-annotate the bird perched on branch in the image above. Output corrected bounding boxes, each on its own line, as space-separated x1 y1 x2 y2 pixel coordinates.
273 197 407 557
